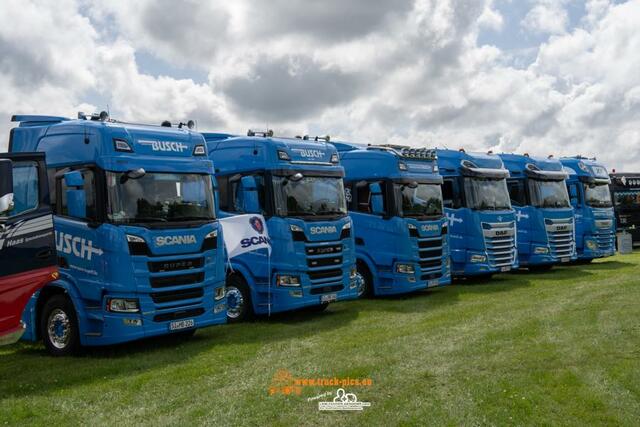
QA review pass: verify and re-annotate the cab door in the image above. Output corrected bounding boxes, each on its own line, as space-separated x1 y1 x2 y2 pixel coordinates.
0 153 57 345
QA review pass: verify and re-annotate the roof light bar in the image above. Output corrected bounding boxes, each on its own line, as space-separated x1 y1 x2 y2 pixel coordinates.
302 135 331 142
248 129 274 137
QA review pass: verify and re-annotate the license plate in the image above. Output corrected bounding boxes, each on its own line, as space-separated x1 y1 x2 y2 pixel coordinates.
561 257 570 263
501 266 511 272
321 293 337 303
169 319 195 331
427 279 439 288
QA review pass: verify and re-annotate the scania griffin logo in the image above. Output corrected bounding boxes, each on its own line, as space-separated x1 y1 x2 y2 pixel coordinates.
310 226 337 235
155 235 197 246
250 216 265 234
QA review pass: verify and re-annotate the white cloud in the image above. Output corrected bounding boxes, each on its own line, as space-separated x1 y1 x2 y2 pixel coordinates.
521 1 570 35
0 0 638 171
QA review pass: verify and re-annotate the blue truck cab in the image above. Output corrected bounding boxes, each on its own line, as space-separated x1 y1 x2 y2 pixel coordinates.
9 113 226 355
331 143 450 296
499 154 576 269
560 156 616 260
436 149 518 277
203 131 359 321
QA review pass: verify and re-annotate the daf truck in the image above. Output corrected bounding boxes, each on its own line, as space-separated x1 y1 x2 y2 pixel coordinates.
499 153 576 269
436 149 518 277
560 156 616 261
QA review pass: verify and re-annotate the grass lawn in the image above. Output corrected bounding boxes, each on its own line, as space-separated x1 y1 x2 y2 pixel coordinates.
1 253 640 426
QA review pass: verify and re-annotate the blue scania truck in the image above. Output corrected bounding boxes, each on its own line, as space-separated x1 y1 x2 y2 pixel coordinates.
560 156 616 261
9 113 227 355
330 143 450 296
203 131 359 321
436 149 518 277
499 154 576 269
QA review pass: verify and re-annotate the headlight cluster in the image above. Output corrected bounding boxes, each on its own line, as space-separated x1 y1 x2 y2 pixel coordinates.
107 298 140 313
534 247 550 254
470 254 487 263
396 263 415 274
277 275 301 287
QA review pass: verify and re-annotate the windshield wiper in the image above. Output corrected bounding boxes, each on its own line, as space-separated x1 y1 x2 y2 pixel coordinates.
169 216 213 222
132 217 168 223
315 210 346 216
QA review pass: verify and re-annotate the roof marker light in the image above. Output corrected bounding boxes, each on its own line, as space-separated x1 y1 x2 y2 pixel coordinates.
113 138 133 152
278 150 290 161
193 145 206 156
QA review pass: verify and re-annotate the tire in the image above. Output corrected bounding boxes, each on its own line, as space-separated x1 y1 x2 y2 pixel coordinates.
226 275 254 323
40 294 80 357
356 260 373 297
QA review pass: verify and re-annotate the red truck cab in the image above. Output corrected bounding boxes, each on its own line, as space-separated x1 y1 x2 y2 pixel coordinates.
0 153 57 345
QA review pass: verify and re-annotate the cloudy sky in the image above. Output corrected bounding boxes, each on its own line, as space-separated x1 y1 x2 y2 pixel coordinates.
1 0 638 170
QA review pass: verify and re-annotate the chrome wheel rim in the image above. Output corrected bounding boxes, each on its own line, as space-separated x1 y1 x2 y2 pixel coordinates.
355 271 366 297
47 309 71 349
226 286 244 319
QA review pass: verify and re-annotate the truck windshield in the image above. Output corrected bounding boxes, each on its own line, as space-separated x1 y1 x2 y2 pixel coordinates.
528 179 570 208
584 183 613 208
393 182 443 218
272 176 347 218
464 178 511 210
106 172 215 224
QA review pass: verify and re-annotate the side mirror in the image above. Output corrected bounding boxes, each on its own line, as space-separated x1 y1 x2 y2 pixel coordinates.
369 182 385 216
239 175 260 214
64 171 86 218
0 159 14 215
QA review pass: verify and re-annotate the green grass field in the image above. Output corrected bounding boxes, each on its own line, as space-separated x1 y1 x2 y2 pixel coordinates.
2 253 640 426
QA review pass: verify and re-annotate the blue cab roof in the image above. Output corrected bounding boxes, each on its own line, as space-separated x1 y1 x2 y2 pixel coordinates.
499 153 566 180
436 149 507 178
202 133 344 175
332 141 440 182
559 156 610 182
9 115 213 174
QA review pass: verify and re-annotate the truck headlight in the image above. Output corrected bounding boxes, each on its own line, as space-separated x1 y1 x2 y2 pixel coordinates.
534 247 549 254
107 298 140 313
396 263 415 274
470 254 487 263
586 240 598 250
215 286 226 301
276 275 301 287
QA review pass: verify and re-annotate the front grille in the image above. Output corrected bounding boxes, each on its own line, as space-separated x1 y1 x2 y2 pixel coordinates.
154 308 205 322
306 244 342 255
482 221 517 268
308 256 342 268
308 268 343 281
417 235 443 276
545 218 574 259
595 229 615 251
150 272 204 289
148 257 204 273
150 287 204 304
309 284 344 295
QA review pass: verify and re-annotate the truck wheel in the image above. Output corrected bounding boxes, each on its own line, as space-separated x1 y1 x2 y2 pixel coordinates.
40 294 80 357
357 261 373 298
226 275 253 323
